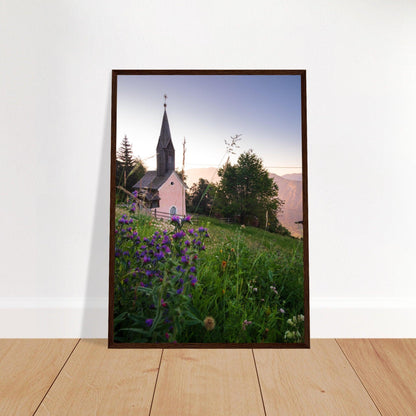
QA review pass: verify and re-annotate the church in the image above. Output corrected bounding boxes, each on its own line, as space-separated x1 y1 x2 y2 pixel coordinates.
133 101 187 218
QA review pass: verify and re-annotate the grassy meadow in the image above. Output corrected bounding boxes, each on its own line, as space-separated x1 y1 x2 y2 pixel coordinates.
113 207 305 344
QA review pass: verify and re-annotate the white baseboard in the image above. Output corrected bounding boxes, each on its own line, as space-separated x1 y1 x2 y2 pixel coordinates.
1 297 415 338
311 297 416 338
0 298 108 338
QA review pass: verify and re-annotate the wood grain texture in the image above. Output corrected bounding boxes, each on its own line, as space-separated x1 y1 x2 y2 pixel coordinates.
0 339 78 416
150 349 265 416
338 339 416 416
35 339 161 416
254 339 380 416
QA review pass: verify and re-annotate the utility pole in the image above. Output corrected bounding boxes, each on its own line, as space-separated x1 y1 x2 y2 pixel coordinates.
182 137 186 177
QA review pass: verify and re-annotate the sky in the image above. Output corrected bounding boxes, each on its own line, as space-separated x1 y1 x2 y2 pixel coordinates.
116 74 303 176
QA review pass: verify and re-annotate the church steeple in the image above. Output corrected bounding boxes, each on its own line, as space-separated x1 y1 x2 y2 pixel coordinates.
156 97 175 176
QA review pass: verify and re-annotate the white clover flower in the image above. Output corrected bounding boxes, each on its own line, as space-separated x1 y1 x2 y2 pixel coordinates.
284 330 293 339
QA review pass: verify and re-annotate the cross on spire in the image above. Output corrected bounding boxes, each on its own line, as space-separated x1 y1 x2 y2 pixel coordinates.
164 94 168 108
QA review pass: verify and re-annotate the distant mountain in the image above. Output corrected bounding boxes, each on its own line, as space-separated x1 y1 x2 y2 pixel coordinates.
269 173 303 238
185 168 303 238
282 173 302 181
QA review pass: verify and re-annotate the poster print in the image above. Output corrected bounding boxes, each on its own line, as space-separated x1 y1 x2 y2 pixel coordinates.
109 70 309 347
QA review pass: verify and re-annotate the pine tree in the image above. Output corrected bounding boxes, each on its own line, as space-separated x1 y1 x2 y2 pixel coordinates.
116 136 146 200
116 135 135 188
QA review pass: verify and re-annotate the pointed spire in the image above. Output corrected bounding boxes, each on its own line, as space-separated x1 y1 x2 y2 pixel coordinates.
158 109 173 149
156 97 175 176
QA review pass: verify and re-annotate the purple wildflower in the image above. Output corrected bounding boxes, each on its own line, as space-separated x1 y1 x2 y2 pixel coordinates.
172 230 186 239
145 319 153 327
155 252 165 260
176 287 183 294
171 215 181 224
190 266 196 273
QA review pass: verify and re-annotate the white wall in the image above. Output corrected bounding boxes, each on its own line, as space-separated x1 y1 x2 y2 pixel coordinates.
1 0 415 337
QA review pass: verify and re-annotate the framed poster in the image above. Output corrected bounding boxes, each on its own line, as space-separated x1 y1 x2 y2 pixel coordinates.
109 70 309 348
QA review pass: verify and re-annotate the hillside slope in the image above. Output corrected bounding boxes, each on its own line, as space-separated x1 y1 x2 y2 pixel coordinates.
269 174 303 238
185 168 303 237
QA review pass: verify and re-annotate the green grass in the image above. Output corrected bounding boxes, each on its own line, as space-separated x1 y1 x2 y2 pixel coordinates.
115 209 305 343
183 216 304 343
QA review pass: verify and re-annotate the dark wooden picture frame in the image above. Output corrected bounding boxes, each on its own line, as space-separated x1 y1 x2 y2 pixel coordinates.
109 70 309 348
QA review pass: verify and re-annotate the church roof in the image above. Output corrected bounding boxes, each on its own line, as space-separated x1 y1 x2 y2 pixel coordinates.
133 170 187 190
157 110 173 149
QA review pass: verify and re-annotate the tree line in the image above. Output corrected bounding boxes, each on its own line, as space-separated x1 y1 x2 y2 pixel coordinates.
187 150 290 236
116 136 291 236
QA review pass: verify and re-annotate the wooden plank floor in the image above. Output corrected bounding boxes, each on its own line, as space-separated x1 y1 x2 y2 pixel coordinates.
0 339 78 416
338 339 416 416
254 340 380 415
0 339 415 416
